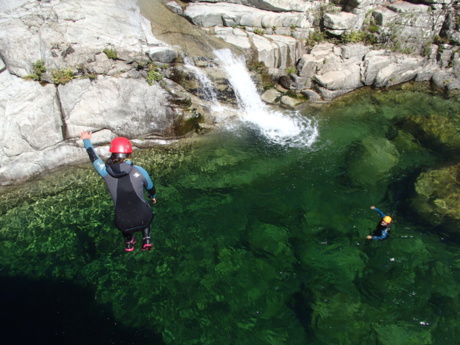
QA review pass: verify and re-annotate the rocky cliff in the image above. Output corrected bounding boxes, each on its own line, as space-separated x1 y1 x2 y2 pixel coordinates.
173 0 460 103
0 0 200 186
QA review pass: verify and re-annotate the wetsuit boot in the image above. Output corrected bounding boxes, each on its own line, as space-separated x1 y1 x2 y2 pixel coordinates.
124 234 136 252
141 237 152 251
140 227 152 251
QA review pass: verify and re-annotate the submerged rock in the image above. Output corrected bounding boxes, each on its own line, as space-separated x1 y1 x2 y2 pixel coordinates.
413 163 460 234
400 114 460 151
347 136 400 186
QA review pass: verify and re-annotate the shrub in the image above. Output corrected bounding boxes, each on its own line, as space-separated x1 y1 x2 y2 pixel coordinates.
368 24 380 33
254 28 265 35
306 31 326 46
341 31 366 43
25 60 46 81
422 42 433 57
51 68 74 85
341 30 377 45
286 66 296 74
147 63 163 85
103 48 118 60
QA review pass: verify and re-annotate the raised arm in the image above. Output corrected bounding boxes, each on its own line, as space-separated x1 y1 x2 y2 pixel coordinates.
80 131 107 177
370 206 386 218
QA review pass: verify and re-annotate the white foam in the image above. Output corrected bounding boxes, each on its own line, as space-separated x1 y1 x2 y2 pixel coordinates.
214 49 319 148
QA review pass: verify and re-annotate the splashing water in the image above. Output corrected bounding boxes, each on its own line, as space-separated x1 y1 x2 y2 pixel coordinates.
214 49 319 147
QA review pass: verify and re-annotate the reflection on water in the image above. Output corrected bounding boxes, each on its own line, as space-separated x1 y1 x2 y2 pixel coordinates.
1 85 460 345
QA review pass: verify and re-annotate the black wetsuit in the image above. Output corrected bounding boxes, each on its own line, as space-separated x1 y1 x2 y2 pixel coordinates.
83 139 156 242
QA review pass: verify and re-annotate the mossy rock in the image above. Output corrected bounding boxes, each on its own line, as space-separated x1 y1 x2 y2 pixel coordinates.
401 114 460 151
347 136 400 186
248 222 290 258
412 163 460 233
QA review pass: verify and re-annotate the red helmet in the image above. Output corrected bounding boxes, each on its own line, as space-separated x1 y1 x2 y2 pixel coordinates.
109 137 133 154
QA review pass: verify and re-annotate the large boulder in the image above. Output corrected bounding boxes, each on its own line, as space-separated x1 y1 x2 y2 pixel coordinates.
59 76 174 139
313 63 362 90
183 2 311 31
373 2 445 55
412 163 460 234
214 27 302 70
400 114 460 151
186 0 320 13
181 1 312 71
0 70 62 159
346 136 400 186
362 51 425 87
323 12 360 36
0 0 171 77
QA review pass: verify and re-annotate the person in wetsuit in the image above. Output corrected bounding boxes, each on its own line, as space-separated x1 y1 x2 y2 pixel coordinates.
80 131 156 251
366 206 392 240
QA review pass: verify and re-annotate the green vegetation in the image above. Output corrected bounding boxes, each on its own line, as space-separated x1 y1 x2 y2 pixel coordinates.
286 66 296 74
305 30 327 46
341 30 377 45
422 42 433 57
263 81 276 90
249 61 268 75
85 73 98 81
146 63 163 85
103 48 118 60
24 59 46 81
51 68 74 85
253 28 265 36
232 25 246 30
367 24 380 34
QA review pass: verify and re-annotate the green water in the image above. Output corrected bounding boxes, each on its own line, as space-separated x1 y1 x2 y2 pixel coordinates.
1 85 460 345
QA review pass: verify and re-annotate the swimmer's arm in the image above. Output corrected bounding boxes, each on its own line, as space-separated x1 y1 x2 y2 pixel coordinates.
81 135 107 177
371 206 386 218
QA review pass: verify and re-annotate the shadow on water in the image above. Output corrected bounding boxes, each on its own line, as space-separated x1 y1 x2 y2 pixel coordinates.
0 275 165 345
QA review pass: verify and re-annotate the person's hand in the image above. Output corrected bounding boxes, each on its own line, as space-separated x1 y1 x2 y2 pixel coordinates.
80 131 92 140
366 235 372 240
370 206 375 210
152 198 157 204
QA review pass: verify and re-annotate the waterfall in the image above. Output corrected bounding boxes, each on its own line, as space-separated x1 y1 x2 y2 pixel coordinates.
183 57 224 113
214 49 319 148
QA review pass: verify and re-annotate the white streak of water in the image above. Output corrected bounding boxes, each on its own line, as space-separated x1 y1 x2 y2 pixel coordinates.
184 57 224 113
214 49 319 148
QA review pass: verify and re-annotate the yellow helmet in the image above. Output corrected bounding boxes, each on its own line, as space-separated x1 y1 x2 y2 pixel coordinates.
383 216 392 224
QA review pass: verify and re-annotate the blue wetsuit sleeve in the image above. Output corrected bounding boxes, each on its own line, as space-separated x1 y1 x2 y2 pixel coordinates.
135 165 156 198
372 230 389 240
373 207 386 218
83 139 107 177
